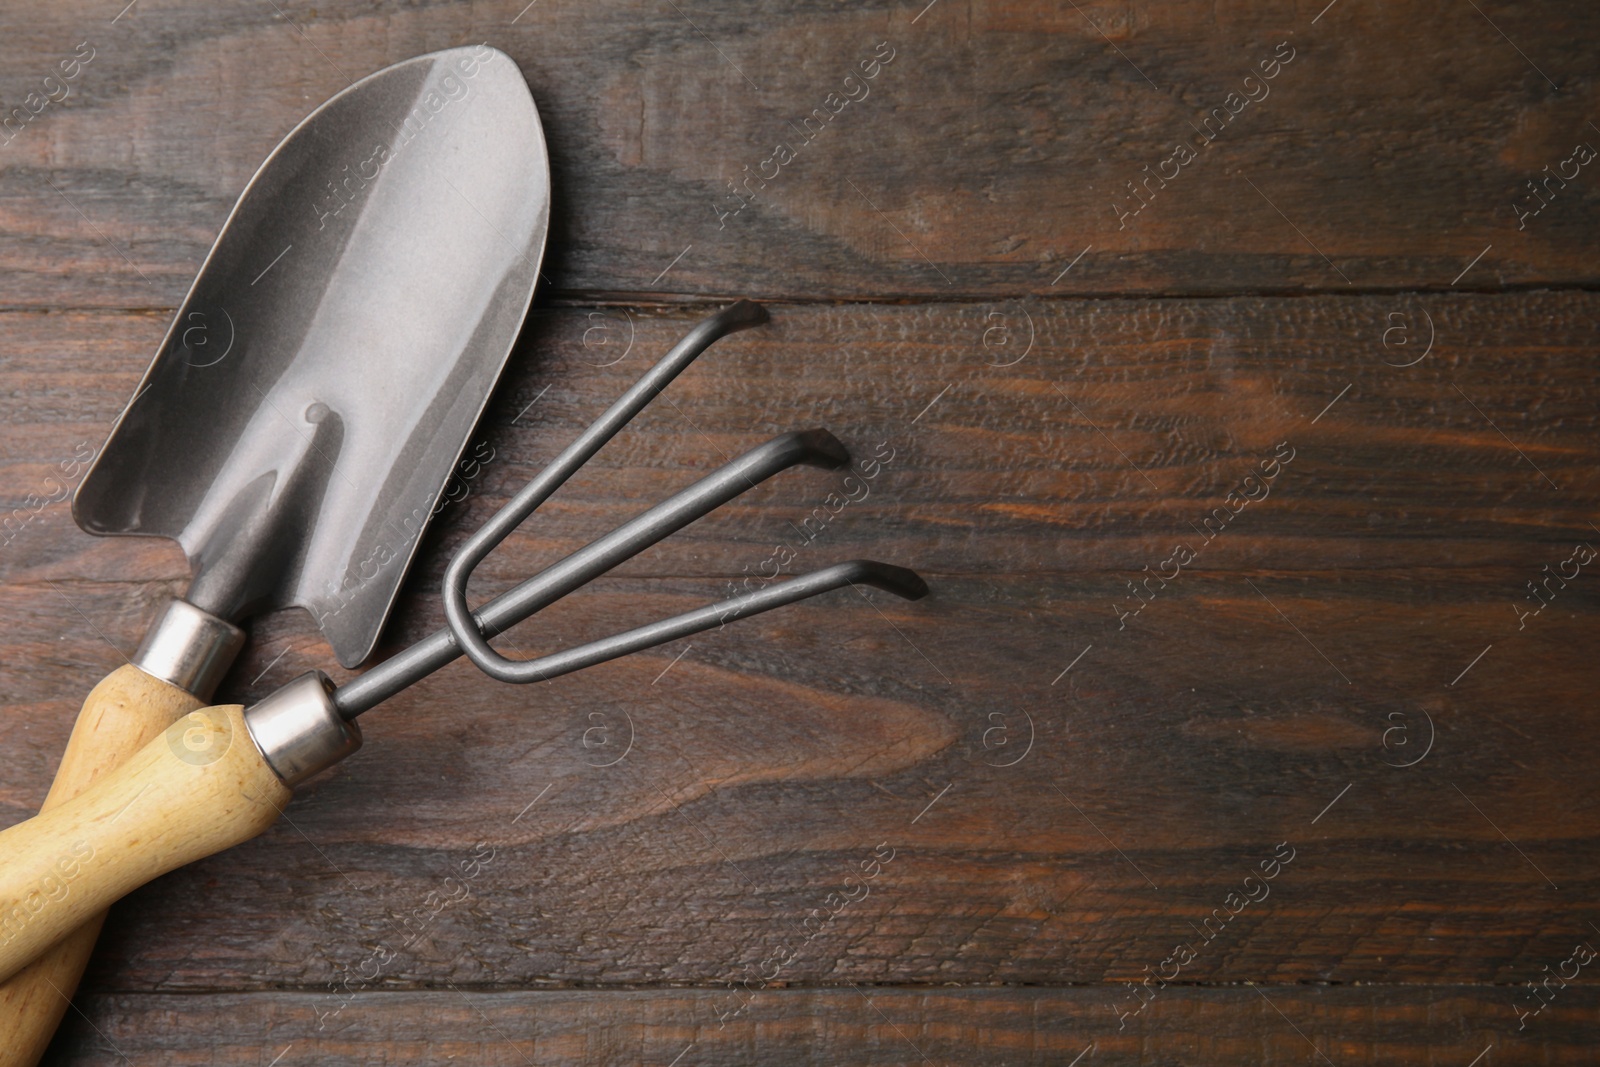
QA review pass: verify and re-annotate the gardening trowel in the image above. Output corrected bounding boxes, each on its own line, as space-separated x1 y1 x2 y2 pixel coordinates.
0 46 548 1065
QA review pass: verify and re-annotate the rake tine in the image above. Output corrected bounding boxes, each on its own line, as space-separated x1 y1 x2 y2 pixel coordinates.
472 560 929 684
336 429 847 714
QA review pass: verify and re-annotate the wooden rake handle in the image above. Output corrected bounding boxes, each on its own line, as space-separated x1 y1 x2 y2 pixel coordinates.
0 682 290 1001
0 667 203 1066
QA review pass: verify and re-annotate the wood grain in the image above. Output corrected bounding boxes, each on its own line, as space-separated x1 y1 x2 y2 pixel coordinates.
0 296 1594 592
0 299 1592 1008
0 704 290 984
0 665 203 1067
41 988 1600 1065
1 0 1597 1060
0 1 1596 306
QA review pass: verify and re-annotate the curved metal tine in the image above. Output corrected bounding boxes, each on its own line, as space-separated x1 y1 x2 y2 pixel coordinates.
333 430 847 716
449 429 848 682
440 300 764 674
469 560 930 684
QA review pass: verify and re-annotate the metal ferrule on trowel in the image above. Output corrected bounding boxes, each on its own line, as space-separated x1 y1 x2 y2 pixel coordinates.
129 414 341 701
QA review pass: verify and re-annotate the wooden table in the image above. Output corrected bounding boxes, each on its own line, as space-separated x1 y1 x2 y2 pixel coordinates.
2 1 1597 1062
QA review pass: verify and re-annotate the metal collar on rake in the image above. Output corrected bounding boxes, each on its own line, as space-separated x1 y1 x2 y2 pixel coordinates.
330 300 927 719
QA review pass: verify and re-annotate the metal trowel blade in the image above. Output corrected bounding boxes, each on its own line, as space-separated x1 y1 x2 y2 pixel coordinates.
73 46 550 668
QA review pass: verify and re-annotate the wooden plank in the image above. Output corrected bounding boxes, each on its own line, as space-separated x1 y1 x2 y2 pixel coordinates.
4 0 1596 1059
0 1 1597 307
0 296 1595 584
0 298 1594 1003
42 987 1600 1065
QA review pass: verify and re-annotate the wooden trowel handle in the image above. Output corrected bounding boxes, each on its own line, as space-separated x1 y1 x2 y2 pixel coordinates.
0 694 290 996
0 666 202 1067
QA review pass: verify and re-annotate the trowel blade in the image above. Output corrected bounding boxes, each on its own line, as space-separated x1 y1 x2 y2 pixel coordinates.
73 46 550 668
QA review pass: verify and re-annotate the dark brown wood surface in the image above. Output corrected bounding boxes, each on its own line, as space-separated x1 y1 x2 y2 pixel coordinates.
0 0 1596 1063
